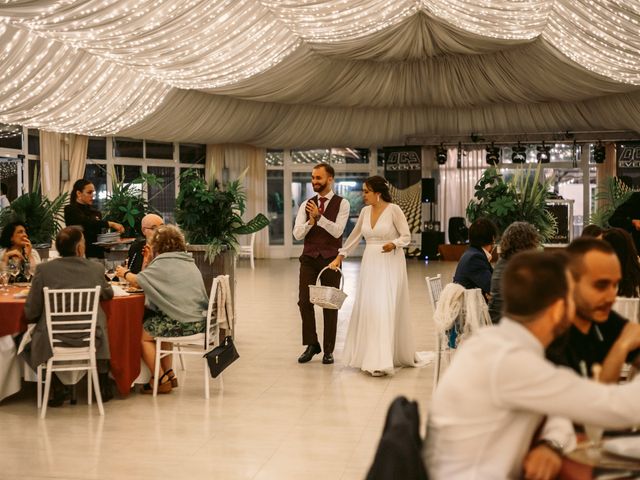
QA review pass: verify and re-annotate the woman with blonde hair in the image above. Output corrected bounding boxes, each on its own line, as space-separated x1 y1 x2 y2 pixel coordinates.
117 225 208 393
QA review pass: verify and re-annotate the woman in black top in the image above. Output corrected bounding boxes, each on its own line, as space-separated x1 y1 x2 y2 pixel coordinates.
64 179 124 259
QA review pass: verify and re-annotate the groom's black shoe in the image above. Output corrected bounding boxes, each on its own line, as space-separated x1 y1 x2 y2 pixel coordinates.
298 344 321 363
322 353 334 365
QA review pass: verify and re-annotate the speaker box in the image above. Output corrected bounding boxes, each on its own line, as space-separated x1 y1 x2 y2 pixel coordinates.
422 231 445 260
448 217 468 244
422 178 436 203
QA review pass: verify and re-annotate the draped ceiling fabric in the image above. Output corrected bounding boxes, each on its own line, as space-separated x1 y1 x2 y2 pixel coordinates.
2 1 640 147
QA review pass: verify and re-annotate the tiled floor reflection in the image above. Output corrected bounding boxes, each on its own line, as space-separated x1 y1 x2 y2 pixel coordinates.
0 258 457 479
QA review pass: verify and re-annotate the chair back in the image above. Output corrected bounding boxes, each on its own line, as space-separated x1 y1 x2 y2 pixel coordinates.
204 275 233 349
425 274 442 311
43 286 101 354
239 233 256 251
613 297 640 323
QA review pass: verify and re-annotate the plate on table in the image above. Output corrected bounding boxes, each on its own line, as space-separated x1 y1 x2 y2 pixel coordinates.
603 437 640 460
13 289 30 298
125 287 143 294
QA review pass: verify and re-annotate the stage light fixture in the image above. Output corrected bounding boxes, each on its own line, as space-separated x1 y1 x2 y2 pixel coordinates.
594 141 606 164
436 143 447 165
486 142 500 165
512 142 526 163
537 141 550 163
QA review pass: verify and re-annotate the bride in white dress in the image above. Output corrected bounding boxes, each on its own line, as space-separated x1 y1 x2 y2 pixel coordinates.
329 176 431 376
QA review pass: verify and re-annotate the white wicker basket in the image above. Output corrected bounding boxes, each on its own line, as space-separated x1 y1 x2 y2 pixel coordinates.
309 266 347 310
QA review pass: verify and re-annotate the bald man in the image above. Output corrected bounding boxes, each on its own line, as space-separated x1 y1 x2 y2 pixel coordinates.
126 214 164 274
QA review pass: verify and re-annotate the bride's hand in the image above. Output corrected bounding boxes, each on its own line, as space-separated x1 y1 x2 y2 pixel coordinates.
328 258 342 270
381 243 396 253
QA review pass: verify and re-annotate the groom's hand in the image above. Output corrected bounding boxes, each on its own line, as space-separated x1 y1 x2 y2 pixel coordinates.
306 201 320 221
381 242 396 253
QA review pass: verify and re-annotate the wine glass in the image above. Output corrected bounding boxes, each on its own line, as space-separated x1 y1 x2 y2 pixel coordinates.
7 259 19 284
105 261 116 282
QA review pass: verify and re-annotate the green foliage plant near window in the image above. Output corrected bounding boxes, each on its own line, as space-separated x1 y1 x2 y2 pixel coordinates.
590 176 638 228
103 168 162 238
175 168 270 260
0 175 68 246
466 164 557 241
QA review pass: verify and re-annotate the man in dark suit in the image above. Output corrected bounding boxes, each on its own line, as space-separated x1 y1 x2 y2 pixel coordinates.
125 213 164 274
293 163 350 365
453 218 497 299
22 226 114 404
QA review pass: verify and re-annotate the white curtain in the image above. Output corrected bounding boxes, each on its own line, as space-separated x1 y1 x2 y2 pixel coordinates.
437 148 486 243
1 3 640 145
38 130 62 199
206 144 268 258
61 134 89 195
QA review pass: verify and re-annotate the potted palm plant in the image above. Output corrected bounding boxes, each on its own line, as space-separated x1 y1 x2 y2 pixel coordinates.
0 170 68 259
103 169 162 238
466 164 557 241
175 168 269 293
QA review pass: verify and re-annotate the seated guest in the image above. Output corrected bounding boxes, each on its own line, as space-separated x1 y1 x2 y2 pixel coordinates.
547 237 640 383
116 225 207 394
453 217 497 300
126 213 164 274
609 190 640 253
425 251 640 480
22 227 114 405
0 220 40 281
581 224 604 238
488 221 540 323
603 227 640 298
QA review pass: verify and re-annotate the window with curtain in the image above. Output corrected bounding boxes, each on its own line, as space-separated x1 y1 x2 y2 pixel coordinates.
437 148 486 243
267 170 284 245
84 163 108 210
148 166 176 223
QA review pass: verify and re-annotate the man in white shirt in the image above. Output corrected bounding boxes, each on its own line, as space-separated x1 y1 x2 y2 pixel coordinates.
424 250 640 480
293 163 350 365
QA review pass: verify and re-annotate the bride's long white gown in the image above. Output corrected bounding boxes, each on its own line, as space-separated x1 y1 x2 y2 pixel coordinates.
341 203 431 375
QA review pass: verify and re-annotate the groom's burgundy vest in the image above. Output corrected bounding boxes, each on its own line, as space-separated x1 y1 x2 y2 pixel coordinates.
302 194 344 259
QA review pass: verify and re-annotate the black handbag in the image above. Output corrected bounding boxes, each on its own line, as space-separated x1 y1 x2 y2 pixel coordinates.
204 336 239 378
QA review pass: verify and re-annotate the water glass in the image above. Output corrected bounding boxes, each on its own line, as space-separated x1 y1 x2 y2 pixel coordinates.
584 423 604 459
0 271 8 292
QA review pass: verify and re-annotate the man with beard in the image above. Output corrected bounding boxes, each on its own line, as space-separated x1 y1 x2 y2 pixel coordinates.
293 163 350 365
546 237 640 383
425 251 640 480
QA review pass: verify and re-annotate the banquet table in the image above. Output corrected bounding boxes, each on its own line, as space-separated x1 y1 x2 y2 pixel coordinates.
0 285 145 397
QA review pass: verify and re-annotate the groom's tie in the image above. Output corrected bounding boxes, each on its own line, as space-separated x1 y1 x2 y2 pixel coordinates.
318 197 327 215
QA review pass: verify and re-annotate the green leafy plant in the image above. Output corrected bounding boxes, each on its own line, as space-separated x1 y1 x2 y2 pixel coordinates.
467 164 557 241
0 174 68 246
175 168 270 259
590 176 637 227
103 168 162 237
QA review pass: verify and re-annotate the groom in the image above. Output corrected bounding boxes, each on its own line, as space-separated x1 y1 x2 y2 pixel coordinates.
293 163 350 365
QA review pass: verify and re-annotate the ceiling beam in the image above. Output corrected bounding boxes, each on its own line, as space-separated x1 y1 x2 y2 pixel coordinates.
406 130 640 146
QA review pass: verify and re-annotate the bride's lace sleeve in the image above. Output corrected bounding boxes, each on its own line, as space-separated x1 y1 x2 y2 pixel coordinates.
391 205 411 248
338 208 365 258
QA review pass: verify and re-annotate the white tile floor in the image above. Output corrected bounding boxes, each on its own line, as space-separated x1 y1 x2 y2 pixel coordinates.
0 258 457 480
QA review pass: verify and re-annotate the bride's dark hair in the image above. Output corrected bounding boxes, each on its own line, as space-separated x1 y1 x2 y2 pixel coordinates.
365 176 392 203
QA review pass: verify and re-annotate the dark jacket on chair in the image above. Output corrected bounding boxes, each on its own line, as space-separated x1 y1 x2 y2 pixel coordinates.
453 245 493 297
366 396 428 480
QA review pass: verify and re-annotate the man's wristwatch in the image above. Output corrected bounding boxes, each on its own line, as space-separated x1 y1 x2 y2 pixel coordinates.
534 439 564 456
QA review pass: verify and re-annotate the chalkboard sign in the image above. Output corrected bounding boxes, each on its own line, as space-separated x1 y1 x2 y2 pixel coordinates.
545 200 574 245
